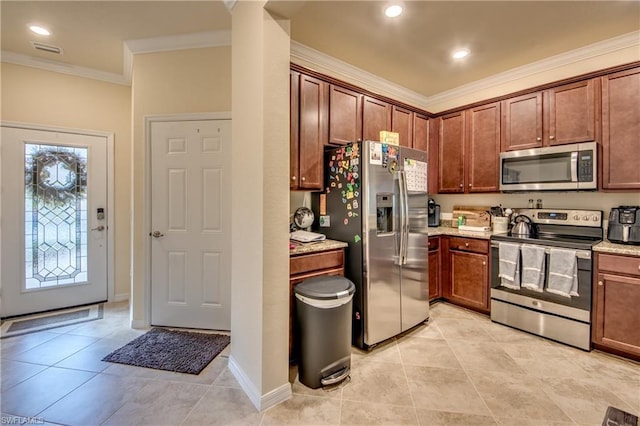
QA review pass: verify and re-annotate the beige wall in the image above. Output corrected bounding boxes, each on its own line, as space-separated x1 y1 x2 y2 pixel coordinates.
130 46 231 325
0 63 132 299
230 1 290 407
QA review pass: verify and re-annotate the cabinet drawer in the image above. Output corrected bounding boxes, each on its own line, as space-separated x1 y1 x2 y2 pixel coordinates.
598 253 640 277
449 237 489 254
428 236 439 251
290 249 344 276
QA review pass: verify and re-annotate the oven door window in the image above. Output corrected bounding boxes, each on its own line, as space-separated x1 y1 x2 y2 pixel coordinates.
490 246 591 311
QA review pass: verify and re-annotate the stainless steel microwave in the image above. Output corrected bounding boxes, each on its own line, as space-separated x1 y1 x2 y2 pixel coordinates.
500 141 597 191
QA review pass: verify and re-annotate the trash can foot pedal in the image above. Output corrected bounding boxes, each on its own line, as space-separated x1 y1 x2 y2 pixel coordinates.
321 367 350 386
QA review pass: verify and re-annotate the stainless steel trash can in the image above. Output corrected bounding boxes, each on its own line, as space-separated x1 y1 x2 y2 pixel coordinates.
294 275 355 389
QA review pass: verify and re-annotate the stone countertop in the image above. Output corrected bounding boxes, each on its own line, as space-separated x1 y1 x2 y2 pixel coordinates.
289 239 349 256
425 226 495 240
593 240 640 256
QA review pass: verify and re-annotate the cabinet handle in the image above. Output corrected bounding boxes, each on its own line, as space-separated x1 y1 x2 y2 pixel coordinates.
465 243 469 247
598 280 603 286
468 184 472 187
549 135 555 140
301 177 306 182
291 176 296 181
459 183 463 188
483 261 486 266
536 137 541 141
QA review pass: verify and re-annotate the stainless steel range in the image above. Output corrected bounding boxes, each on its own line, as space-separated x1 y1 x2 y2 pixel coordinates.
490 208 603 350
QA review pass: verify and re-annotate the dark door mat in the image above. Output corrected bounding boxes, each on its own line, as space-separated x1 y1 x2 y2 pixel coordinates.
102 328 230 375
602 406 638 426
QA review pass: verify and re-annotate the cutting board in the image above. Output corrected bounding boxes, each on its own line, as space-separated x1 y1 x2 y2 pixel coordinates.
452 205 491 228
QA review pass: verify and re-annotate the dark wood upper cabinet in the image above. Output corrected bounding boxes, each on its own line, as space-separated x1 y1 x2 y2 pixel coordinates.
501 92 543 151
363 95 392 142
601 67 640 190
290 70 300 190
438 112 465 193
466 102 500 192
291 72 328 190
328 84 363 145
414 114 438 194
547 79 597 146
392 105 413 147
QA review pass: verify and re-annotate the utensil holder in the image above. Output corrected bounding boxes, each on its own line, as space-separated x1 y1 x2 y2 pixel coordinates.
492 216 509 233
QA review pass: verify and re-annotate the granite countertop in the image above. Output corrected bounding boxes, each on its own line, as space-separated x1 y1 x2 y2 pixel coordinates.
289 239 349 256
426 226 495 240
593 240 640 256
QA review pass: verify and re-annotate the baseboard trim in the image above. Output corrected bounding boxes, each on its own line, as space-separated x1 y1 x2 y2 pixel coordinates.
228 356 292 411
114 293 129 303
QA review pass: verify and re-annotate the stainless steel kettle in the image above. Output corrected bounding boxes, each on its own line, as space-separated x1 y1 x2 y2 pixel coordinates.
511 214 536 237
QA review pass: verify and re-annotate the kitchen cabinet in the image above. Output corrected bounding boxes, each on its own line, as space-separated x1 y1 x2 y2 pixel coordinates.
413 114 438 195
290 71 327 190
442 236 490 313
593 253 640 360
465 102 501 192
329 84 363 145
428 236 441 301
438 103 500 194
438 111 465 193
392 105 413 147
362 95 392 142
601 67 640 190
290 248 346 359
501 79 597 151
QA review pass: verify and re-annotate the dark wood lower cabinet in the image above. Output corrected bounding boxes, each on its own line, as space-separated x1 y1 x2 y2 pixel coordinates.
593 253 640 360
428 236 441 301
441 236 490 314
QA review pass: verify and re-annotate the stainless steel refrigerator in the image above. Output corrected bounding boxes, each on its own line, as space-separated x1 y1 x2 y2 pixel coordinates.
314 141 429 349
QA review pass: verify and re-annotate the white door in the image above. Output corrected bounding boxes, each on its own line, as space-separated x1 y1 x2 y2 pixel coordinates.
150 120 231 330
1 126 108 318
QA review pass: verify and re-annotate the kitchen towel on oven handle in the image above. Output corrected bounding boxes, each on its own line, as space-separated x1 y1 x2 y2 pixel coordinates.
520 244 545 292
546 248 579 297
498 242 521 290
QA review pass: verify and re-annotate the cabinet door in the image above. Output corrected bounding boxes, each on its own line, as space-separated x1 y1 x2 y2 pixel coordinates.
428 248 440 301
298 74 328 190
547 79 596 146
414 114 438 194
329 85 363 145
466 102 500 192
602 67 640 190
290 71 300 189
501 92 543 151
363 96 392 142
392 105 413 147
449 250 489 311
438 112 465 193
594 273 640 357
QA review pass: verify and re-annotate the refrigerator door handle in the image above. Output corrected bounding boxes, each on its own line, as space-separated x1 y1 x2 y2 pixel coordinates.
398 170 409 265
394 175 403 265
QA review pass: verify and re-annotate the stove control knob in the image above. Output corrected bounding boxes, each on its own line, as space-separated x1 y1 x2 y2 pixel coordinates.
592 215 599 222
573 215 580 220
582 215 589 221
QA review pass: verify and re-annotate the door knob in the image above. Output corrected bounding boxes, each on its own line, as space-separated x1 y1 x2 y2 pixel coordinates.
151 231 165 238
91 225 105 231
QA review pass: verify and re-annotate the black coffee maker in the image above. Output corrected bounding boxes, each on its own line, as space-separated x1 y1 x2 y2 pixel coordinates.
428 198 440 227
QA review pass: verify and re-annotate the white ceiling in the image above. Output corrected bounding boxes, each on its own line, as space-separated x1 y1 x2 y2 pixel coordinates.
2 1 639 98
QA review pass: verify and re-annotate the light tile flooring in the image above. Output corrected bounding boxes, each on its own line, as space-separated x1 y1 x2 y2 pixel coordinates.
1 301 639 425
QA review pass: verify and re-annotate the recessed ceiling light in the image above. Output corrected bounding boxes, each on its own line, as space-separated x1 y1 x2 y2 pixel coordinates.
452 49 470 59
384 4 403 18
29 25 50 36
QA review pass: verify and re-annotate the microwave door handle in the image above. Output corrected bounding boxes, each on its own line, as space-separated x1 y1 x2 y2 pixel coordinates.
570 152 578 182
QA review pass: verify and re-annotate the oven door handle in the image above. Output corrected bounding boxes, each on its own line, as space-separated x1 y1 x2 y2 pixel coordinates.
491 241 591 259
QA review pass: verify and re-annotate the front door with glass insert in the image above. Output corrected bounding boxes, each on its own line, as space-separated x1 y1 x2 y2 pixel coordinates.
1 127 108 318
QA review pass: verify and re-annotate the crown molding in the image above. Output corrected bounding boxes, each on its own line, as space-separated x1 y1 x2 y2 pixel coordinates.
290 40 430 109
124 30 231 55
426 30 640 110
1 50 129 85
291 30 640 112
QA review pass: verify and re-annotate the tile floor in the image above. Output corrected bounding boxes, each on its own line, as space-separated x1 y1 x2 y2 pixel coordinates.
1 301 638 425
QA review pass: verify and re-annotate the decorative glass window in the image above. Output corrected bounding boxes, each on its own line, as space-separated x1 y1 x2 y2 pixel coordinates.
24 144 88 289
